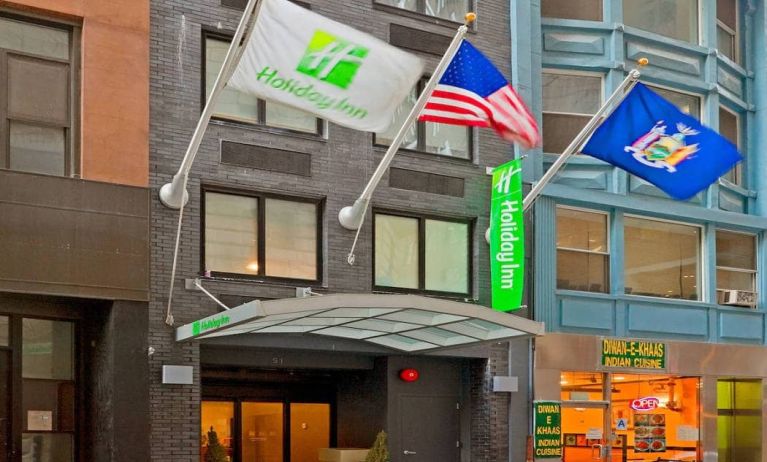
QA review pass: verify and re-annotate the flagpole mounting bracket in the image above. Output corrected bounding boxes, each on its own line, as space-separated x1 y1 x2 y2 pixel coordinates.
159 174 189 209
339 197 369 231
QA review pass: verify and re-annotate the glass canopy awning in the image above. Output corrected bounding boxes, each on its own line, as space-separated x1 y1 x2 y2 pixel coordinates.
176 294 544 353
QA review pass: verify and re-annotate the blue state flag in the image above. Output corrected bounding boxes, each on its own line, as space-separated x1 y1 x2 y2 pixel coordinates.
582 83 742 200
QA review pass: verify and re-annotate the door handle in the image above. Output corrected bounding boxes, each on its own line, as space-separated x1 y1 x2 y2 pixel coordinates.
403 450 417 455
591 444 603 460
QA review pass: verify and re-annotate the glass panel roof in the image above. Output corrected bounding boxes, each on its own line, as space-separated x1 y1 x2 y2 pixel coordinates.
177 294 544 353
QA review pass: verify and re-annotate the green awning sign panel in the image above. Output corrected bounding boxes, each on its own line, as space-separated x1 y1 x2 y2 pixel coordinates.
490 159 524 311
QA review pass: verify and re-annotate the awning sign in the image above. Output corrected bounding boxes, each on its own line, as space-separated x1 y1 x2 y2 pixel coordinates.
534 400 562 459
600 338 666 370
489 159 524 311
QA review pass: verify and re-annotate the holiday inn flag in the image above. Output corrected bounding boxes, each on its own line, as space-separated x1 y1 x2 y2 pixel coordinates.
228 0 424 132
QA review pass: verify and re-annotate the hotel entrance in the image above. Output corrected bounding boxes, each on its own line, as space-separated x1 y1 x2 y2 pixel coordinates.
560 372 700 462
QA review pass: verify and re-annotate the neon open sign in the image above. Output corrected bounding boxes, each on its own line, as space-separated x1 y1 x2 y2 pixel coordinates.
631 397 660 411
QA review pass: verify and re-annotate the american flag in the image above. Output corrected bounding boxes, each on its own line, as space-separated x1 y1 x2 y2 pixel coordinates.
419 40 540 149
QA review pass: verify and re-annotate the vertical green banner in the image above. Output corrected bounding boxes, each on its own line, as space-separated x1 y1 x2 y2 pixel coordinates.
534 401 562 459
490 159 524 311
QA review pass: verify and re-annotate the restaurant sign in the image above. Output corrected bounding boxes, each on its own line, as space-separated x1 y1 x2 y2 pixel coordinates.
600 338 666 370
533 401 562 459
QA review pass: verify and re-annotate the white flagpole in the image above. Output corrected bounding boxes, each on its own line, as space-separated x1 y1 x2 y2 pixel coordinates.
159 0 264 209
337 13 476 236
521 61 647 211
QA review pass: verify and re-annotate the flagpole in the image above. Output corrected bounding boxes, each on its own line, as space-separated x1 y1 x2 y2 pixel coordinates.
337 13 476 233
159 0 264 209
521 60 647 212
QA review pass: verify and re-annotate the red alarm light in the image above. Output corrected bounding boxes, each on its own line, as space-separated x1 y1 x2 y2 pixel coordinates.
399 368 419 382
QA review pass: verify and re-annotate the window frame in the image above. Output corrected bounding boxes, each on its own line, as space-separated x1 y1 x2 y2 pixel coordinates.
372 0 474 25
622 0 702 45
716 0 739 64
715 229 757 303
372 78 474 161
0 12 80 177
718 105 742 186
201 186 324 285
555 205 611 293
372 209 473 297
541 69 604 155
623 213 705 301
645 82 704 120
201 30 324 137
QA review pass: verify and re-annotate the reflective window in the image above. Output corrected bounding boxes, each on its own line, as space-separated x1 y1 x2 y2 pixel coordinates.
201 401 234 462
204 191 320 281
375 213 471 294
718 379 762 462
0 16 74 176
624 217 701 300
623 0 698 43
719 107 741 185
542 72 602 154
541 0 603 21
0 316 7 346
717 0 739 62
556 207 609 293
205 36 320 134
241 402 284 462
716 231 757 306
376 0 470 22
376 82 470 159
22 319 73 380
647 85 701 118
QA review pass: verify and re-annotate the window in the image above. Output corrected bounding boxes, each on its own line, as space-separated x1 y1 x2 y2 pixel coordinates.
374 212 471 295
623 0 699 43
0 15 76 176
719 107 741 185
647 85 701 118
204 35 321 134
718 379 761 462
717 0 738 62
716 230 756 305
541 0 603 21
22 318 76 462
556 207 609 293
375 81 471 159
203 191 321 281
376 0 470 22
624 216 701 300
542 72 602 154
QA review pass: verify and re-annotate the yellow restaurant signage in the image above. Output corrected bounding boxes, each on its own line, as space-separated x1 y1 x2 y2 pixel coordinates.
600 338 666 370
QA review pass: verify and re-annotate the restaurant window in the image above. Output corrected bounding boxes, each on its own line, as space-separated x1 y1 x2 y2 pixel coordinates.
718 379 762 462
203 191 321 281
375 80 471 159
0 15 76 176
647 85 701 118
374 212 471 295
556 207 609 293
204 34 322 134
375 0 471 22
542 72 602 154
719 107 742 185
624 216 701 300
716 230 757 307
717 0 739 63
561 371 700 462
541 0 603 21
623 0 699 43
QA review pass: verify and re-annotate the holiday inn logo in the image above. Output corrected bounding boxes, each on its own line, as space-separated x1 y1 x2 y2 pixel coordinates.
296 30 369 89
192 314 231 336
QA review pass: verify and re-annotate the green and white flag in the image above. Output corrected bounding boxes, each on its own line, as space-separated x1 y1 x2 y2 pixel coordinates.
228 0 424 132
489 159 524 311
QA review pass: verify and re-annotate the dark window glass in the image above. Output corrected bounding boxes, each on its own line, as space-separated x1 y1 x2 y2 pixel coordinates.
623 0 698 43
542 73 601 154
719 107 741 185
376 0 470 22
556 207 609 293
541 0 603 21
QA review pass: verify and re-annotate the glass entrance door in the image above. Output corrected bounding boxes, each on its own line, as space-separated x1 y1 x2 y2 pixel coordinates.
201 400 331 462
